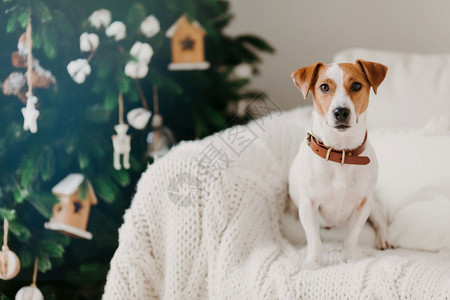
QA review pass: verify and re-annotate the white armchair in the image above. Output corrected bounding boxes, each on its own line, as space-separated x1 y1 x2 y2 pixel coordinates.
103 49 450 299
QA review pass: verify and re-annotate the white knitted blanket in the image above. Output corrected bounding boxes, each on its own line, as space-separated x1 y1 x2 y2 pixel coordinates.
103 107 450 299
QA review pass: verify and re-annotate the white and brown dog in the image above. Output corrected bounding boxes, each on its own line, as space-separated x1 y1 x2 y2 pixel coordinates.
288 60 390 269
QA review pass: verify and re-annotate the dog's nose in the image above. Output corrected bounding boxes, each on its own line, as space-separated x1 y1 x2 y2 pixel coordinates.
334 107 350 121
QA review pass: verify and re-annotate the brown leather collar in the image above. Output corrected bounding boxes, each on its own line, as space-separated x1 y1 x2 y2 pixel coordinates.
306 132 371 165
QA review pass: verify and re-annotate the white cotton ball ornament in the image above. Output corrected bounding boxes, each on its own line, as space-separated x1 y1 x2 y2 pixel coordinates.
127 108 152 130
130 42 153 64
124 61 148 79
88 9 112 29
80 32 99 52
105 21 126 41
67 59 91 84
15 285 44 300
0 248 21 280
140 15 160 38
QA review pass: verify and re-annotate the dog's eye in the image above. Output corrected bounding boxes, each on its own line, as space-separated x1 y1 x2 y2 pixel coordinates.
320 84 330 93
351 82 362 91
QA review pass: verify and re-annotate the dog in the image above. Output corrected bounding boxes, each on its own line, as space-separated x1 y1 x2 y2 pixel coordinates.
288 60 390 269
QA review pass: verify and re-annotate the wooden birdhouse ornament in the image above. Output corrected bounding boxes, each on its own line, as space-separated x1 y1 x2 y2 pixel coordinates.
166 15 210 70
44 174 97 240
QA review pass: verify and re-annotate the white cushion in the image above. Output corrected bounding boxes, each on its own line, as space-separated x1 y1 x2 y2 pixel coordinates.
333 48 450 129
370 121 450 251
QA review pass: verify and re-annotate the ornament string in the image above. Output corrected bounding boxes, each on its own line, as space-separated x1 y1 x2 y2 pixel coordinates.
2 219 9 251
153 84 159 115
31 257 38 287
86 46 97 63
25 17 33 98
134 79 149 111
118 93 124 124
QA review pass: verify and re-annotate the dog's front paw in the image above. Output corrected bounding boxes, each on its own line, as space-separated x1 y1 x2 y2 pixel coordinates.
301 255 322 270
376 238 394 250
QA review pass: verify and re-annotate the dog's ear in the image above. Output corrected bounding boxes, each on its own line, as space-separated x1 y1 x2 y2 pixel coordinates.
291 62 323 99
356 60 388 95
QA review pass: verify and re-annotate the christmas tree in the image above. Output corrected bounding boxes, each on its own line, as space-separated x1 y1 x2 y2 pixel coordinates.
0 0 273 298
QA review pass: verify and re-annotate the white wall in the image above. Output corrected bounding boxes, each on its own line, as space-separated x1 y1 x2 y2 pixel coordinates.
226 0 450 110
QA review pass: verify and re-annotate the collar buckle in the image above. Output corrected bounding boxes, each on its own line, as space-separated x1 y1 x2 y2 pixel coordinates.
306 132 322 146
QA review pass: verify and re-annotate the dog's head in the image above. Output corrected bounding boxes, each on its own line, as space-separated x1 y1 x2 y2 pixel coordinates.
292 60 388 131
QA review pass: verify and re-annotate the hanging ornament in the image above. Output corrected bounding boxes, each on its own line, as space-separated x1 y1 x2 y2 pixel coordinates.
21 96 40 134
146 120 175 160
67 29 98 85
67 59 91 84
112 93 131 170
88 9 112 29
15 258 44 300
2 72 27 102
140 15 160 38
146 85 175 160
124 61 148 79
79 32 99 52
1 17 55 131
129 42 153 64
105 21 127 41
166 15 210 71
28 61 56 89
0 219 21 280
126 108 151 130
2 31 55 104
44 174 97 240
22 17 39 133
124 42 153 80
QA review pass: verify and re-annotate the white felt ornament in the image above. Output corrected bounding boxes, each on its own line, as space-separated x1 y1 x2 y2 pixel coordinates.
67 59 91 84
16 257 43 300
21 96 40 134
112 124 131 170
15 286 44 300
127 108 152 130
0 248 21 280
130 42 154 64
88 9 112 29
124 61 148 79
80 32 99 52
140 15 160 38
105 21 126 41
0 219 21 280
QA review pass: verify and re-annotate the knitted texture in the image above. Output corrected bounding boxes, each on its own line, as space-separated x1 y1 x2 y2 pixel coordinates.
103 107 450 299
